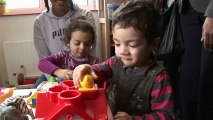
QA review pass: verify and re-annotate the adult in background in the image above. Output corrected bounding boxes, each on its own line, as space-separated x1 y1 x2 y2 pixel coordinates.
33 0 95 88
196 0 213 119
179 0 213 120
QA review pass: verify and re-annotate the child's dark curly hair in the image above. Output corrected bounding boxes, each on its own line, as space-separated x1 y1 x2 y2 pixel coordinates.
64 16 95 45
112 0 162 44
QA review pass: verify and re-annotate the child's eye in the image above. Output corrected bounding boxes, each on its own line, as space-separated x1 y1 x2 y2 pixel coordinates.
113 41 120 47
74 41 80 45
129 45 138 47
85 43 92 47
114 44 120 47
129 43 139 47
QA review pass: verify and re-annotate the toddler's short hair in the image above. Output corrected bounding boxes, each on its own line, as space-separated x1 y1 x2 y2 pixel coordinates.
112 0 162 44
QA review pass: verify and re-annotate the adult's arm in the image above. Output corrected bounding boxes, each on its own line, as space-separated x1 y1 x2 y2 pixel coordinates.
84 10 95 27
205 0 213 17
33 18 51 60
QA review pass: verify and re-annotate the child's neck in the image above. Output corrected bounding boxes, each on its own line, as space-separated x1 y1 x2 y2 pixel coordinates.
71 54 88 61
133 59 154 69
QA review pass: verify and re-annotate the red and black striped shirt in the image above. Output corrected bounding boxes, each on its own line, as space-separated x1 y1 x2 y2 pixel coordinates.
92 56 175 120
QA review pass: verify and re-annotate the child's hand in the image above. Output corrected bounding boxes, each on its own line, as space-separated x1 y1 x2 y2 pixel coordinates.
114 112 132 120
53 69 73 80
73 64 98 88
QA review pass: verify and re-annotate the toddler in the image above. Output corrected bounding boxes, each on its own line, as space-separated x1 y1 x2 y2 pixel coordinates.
38 17 99 81
73 1 175 119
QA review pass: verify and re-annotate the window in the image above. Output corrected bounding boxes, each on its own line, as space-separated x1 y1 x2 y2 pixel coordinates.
4 0 45 16
6 0 40 9
2 0 96 16
73 0 97 11
73 0 88 6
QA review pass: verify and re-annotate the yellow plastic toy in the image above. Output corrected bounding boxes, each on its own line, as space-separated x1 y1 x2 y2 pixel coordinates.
0 87 15 103
79 75 95 91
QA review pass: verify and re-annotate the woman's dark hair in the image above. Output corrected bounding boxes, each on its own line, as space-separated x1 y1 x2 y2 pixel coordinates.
44 0 74 12
112 0 162 44
64 16 95 45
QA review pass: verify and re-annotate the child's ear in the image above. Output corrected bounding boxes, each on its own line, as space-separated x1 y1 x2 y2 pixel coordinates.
151 37 160 50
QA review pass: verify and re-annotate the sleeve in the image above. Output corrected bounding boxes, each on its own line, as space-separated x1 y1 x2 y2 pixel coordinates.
92 58 99 64
134 71 176 120
92 56 115 82
205 0 213 17
84 10 95 27
33 18 51 60
38 50 66 75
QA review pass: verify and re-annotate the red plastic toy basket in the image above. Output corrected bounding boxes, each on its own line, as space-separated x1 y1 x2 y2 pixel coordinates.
35 80 107 120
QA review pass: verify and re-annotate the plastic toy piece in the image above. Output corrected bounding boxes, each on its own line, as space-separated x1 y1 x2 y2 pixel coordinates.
49 76 56 82
0 91 35 119
79 75 95 91
0 87 15 103
35 80 107 120
27 91 38 108
80 75 94 88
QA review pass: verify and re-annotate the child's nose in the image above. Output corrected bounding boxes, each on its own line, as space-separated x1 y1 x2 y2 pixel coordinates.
80 44 85 50
119 46 129 54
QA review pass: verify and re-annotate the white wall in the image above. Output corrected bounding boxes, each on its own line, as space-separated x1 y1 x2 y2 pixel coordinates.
0 12 100 86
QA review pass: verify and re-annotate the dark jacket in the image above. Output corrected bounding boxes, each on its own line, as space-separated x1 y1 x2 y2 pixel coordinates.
107 59 164 116
189 0 213 17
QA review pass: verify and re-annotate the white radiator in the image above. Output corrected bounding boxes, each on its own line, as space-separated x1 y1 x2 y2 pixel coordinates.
3 40 41 86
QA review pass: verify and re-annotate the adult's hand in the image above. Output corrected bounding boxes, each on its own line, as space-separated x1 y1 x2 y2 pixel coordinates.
202 17 213 52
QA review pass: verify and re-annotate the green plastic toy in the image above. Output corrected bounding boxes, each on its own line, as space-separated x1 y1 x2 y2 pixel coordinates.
49 76 56 82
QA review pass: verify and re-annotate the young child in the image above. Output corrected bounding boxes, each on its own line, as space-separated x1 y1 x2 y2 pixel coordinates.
73 1 175 119
38 17 99 81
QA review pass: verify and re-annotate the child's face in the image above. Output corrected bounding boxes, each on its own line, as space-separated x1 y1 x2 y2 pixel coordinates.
69 31 93 59
113 24 157 67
